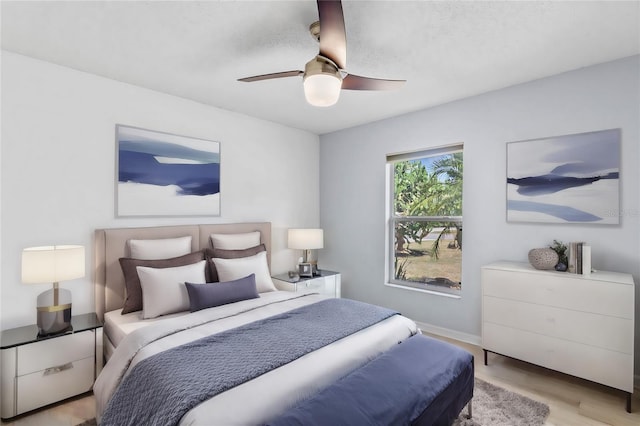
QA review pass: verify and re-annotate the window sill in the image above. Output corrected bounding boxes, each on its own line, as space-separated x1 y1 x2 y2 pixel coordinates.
385 282 462 299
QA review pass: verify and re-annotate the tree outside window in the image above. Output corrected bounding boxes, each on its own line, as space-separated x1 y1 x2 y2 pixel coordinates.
388 148 463 294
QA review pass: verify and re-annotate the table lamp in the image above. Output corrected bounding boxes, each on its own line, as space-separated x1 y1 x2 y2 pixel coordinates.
22 245 85 336
287 229 323 276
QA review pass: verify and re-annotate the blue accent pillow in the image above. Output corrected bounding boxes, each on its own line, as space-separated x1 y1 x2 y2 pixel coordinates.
185 274 259 312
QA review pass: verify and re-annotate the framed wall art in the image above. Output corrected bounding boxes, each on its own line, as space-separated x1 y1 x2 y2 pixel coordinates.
116 125 220 217
506 128 620 225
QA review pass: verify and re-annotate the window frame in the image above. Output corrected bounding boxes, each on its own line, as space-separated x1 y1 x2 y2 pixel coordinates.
386 145 463 296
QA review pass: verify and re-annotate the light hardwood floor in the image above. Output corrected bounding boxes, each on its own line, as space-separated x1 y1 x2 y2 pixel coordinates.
428 333 640 426
1 333 638 426
0 392 94 426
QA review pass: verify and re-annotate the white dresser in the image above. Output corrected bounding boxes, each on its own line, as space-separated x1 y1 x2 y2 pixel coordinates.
481 261 635 412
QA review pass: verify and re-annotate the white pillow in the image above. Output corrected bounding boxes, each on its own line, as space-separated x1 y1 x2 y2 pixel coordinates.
137 260 206 319
210 231 260 250
212 251 276 293
129 236 192 260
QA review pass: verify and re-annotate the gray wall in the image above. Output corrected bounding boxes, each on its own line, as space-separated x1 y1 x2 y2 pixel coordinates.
319 56 640 375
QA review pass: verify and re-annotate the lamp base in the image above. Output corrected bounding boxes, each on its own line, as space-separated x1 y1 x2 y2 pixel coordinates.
36 286 72 336
37 309 72 336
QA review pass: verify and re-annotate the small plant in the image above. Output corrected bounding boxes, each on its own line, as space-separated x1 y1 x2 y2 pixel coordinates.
550 239 568 265
394 257 409 280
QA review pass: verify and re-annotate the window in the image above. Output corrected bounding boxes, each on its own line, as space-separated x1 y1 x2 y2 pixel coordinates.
387 145 463 295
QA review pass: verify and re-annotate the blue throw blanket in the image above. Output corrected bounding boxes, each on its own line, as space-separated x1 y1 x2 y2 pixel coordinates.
265 334 474 426
101 298 398 426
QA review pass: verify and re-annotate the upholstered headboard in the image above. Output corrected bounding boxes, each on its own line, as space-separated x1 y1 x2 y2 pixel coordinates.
94 223 271 320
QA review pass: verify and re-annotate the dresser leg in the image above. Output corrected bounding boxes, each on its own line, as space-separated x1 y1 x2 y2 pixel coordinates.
627 392 632 413
483 349 488 366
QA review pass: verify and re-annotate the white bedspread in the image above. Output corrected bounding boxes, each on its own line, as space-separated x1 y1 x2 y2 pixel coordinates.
94 292 418 425
104 308 189 348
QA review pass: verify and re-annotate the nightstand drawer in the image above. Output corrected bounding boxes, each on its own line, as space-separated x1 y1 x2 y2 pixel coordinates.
300 278 325 291
1 313 102 419
272 271 341 298
17 356 94 414
17 331 94 376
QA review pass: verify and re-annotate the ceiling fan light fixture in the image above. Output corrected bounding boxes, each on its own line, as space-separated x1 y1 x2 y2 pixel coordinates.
304 73 342 107
237 1 405 105
303 56 342 107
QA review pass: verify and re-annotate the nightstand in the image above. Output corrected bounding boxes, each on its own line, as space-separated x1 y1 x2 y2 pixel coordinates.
0 313 103 419
272 270 341 298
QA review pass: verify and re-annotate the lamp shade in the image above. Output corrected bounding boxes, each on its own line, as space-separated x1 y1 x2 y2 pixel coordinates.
288 229 324 250
22 245 85 284
303 73 341 107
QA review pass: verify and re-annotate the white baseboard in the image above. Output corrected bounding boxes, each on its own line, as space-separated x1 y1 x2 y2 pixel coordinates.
415 321 481 346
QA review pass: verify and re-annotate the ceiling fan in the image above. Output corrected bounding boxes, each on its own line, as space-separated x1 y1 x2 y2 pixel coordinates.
238 0 406 107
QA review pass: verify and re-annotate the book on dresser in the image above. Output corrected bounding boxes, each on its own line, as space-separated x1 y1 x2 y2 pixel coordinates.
567 241 589 274
481 261 635 412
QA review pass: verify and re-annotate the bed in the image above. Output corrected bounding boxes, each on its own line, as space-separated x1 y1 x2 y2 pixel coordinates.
93 223 474 425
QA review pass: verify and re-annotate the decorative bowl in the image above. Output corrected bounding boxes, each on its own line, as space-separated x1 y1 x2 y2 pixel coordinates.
528 248 559 270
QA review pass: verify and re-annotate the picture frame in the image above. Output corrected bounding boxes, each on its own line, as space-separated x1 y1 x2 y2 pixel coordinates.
298 263 313 278
506 128 620 225
116 125 220 217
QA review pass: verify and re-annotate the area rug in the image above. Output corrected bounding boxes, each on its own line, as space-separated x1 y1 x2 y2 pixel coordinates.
76 378 549 426
453 378 550 426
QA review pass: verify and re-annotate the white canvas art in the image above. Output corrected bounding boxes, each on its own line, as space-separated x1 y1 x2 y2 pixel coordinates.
507 129 620 224
117 125 220 217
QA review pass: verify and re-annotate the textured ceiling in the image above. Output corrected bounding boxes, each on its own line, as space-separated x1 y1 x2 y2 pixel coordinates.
2 1 639 135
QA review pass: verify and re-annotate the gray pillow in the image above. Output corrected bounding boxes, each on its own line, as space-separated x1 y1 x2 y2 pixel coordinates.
185 274 259 312
119 250 207 314
205 244 266 282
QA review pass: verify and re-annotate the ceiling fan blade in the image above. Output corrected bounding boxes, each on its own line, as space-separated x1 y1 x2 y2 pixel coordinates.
238 70 303 83
317 0 347 70
342 74 406 91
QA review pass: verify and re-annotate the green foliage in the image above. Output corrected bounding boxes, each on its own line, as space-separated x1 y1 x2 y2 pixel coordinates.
429 222 461 260
431 152 463 216
394 161 432 252
550 239 568 264
393 153 463 259
394 256 409 280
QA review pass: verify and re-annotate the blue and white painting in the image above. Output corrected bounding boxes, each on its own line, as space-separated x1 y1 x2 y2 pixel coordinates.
507 129 620 224
117 125 220 216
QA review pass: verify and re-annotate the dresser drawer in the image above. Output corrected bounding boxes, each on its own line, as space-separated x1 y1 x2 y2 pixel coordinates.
483 323 633 392
16 356 94 415
481 268 633 318
17 331 94 376
483 296 633 354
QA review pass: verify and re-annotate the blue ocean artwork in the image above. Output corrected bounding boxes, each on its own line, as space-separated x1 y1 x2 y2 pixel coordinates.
119 140 220 196
506 129 620 224
116 125 221 217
